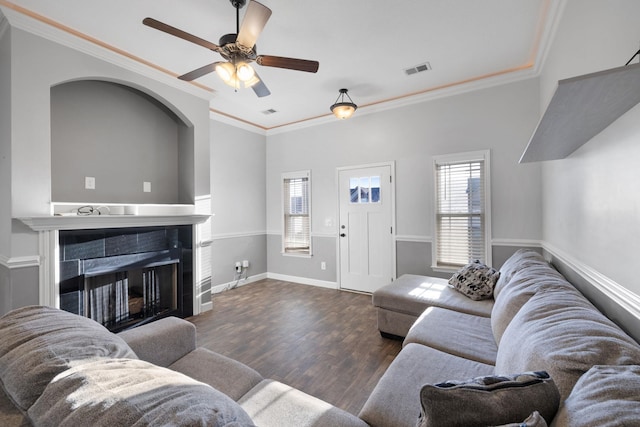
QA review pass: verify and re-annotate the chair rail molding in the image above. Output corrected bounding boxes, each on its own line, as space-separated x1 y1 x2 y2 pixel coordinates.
542 242 640 321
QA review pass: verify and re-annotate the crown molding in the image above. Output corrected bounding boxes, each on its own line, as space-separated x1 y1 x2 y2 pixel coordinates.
266 67 539 136
0 9 9 39
0 2 212 101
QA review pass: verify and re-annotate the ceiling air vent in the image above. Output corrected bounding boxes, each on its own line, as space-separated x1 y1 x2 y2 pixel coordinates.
262 108 278 115
405 62 432 76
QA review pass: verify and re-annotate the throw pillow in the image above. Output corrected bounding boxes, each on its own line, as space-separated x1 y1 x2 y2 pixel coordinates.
417 371 560 427
28 358 257 427
0 305 137 411
448 260 500 301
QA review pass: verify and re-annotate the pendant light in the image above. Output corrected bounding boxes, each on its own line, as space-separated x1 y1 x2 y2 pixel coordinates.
330 88 358 119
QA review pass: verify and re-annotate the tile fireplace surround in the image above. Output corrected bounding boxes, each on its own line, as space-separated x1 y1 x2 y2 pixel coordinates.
19 214 210 327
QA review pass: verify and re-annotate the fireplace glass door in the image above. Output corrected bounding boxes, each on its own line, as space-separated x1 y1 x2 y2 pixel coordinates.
84 262 178 329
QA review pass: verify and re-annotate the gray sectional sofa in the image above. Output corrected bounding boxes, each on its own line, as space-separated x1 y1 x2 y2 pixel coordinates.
1 249 639 426
363 249 640 426
0 306 366 427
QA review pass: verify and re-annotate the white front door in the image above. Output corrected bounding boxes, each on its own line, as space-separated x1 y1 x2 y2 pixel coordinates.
338 164 394 293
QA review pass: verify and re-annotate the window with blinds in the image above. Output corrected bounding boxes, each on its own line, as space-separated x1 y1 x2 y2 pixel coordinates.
282 171 311 255
433 151 491 269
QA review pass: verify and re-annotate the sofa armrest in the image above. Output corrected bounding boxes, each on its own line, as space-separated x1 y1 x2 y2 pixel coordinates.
117 317 196 367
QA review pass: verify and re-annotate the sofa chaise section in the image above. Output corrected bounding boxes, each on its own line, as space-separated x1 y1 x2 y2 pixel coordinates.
373 274 493 338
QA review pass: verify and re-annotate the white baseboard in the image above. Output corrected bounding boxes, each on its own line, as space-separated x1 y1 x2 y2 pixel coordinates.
543 242 640 321
210 273 268 295
266 273 338 290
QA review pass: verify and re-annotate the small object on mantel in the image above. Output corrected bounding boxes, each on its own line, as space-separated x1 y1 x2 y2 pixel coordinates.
520 61 640 163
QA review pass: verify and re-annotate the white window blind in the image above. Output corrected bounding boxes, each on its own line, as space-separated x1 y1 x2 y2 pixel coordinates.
282 171 311 254
434 152 490 269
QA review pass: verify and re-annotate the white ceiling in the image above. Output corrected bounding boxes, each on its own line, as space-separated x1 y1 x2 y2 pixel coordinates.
3 0 560 131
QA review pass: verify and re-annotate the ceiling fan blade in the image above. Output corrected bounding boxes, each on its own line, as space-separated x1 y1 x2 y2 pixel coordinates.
178 62 223 81
236 1 272 49
256 55 319 73
251 71 271 97
143 17 220 52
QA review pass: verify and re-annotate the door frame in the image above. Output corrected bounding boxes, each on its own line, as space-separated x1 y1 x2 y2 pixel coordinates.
335 161 397 291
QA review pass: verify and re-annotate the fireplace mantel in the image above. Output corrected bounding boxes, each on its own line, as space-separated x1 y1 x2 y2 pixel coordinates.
18 214 210 232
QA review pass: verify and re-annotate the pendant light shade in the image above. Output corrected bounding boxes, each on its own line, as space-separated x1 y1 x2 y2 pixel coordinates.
330 88 358 119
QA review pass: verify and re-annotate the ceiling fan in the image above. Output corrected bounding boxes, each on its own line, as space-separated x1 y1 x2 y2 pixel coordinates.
143 0 319 97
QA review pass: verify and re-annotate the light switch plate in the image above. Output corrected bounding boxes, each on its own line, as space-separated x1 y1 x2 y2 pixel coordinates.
85 176 95 190
143 181 151 192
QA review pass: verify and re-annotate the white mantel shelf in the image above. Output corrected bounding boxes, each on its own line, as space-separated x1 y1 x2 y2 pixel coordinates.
18 214 210 232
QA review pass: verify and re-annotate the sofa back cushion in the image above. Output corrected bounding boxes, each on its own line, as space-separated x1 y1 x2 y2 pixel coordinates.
28 358 256 426
495 286 640 401
551 365 640 426
491 263 570 345
493 249 546 300
0 306 137 411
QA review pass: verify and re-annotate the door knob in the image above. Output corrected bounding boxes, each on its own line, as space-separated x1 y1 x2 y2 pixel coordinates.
340 233 346 237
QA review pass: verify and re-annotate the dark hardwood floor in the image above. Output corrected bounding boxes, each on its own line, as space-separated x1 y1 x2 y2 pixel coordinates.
187 279 402 416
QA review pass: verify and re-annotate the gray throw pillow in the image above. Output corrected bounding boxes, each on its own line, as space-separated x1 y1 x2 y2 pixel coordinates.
448 260 500 301
28 358 257 427
417 371 559 427
0 305 137 411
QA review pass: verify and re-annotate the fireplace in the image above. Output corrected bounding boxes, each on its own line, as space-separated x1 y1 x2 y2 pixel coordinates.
58 225 193 332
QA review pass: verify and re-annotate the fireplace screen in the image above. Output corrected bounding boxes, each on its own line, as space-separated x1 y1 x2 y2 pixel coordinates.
85 263 177 328
59 226 192 332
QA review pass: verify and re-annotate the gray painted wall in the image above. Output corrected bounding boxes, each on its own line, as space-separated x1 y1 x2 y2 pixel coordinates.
212 234 267 287
266 78 542 283
539 0 640 298
0 23 211 314
0 22 11 258
51 80 191 204
210 121 267 287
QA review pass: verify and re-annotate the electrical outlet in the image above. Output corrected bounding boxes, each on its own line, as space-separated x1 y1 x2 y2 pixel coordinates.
235 261 242 273
321 261 326 270
242 260 249 268
85 176 95 190
143 181 151 192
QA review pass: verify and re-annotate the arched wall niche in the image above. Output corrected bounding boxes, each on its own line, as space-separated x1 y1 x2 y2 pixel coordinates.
50 78 195 205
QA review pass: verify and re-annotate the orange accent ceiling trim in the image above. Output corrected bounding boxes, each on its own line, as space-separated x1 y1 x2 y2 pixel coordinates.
1 0 551 132
0 0 213 93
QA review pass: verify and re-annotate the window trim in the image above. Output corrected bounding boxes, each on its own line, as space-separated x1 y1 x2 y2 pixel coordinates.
281 170 312 257
431 150 491 272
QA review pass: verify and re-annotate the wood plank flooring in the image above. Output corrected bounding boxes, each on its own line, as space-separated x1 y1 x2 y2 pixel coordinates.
187 279 402 416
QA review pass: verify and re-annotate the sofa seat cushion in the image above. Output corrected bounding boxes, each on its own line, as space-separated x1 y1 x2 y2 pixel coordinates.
0 306 137 411
495 286 640 401
551 365 640 427
239 379 368 427
373 275 493 318
359 343 494 427
28 358 256 427
404 307 498 365
170 348 263 401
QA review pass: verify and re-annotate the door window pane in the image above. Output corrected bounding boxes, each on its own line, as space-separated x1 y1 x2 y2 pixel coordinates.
349 176 381 204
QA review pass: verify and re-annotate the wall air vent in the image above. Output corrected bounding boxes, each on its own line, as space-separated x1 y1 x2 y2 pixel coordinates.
405 62 432 76
262 108 278 115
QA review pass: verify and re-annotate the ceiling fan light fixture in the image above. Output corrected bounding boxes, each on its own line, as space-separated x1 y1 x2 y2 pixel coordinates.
216 62 236 83
243 74 260 88
236 62 256 81
330 88 358 119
